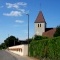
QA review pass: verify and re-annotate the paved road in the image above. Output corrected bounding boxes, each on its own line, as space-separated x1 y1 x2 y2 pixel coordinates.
0 50 17 60
0 50 29 60
0 50 38 60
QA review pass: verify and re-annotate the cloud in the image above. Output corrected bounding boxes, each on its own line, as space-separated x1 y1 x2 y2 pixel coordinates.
15 20 24 23
6 3 19 9
3 2 28 17
3 11 22 16
6 2 27 9
17 2 27 6
19 9 25 13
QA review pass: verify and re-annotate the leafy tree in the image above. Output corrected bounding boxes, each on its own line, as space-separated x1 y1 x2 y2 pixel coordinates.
0 43 6 49
0 44 2 50
4 35 20 47
34 35 48 40
54 25 60 37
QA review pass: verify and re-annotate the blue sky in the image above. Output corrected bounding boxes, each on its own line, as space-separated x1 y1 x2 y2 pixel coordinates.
0 0 60 44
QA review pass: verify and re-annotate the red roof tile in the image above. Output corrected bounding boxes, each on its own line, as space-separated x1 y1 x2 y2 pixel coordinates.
43 28 56 38
35 11 46 23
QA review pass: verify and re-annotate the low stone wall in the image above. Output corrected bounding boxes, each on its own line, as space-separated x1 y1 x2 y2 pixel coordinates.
8 44 28 56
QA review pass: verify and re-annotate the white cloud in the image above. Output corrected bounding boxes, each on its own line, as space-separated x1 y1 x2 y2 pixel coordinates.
3 11 22 16
25 10 29 14
6 3 19 9
19 9 25 13
15 20 24 23
4 2 28 16
17 2 27 6
6 2 27 9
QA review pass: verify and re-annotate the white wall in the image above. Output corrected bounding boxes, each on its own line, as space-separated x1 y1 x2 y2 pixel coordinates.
35 23 45 36
23 45 28 56
8 44 28 56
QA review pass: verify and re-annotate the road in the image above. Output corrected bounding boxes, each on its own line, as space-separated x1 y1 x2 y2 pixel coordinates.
0 50 29 60
0 50 17 60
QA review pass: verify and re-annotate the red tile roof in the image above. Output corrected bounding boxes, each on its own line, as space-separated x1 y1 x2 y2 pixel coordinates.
43 28 56 38
35 11 46 23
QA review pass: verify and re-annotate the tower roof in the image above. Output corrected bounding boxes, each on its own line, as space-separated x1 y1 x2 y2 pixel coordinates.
35 11 46 23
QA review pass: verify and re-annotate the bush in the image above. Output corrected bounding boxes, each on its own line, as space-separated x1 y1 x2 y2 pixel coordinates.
29 36 60 60
34 35 48 40
54 25 60 37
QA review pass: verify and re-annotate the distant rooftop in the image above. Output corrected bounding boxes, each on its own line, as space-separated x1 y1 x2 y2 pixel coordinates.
43 28 56 38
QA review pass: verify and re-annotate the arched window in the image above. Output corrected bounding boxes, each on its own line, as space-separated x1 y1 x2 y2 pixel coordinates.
40 24 41 27
38 24 39 27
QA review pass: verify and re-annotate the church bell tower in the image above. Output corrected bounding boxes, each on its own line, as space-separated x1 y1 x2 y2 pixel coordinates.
34 11 46 36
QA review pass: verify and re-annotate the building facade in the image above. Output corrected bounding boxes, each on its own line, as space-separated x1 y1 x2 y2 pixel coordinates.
34 11 46 36
34 11 56 37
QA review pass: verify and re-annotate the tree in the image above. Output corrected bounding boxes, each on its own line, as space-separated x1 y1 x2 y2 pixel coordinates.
4 35 20 47
54 25 60 37
0 43 6 49
34 35 48 40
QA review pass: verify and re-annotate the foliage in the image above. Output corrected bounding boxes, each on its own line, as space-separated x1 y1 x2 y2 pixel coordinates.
0 36 21 49
54 25 60 37
34 35 48 40
29 36 60 60
0 35 32 49
0 43 7 49
4 36 20 47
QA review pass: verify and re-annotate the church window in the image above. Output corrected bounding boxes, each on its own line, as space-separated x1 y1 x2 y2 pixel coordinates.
38 24 39 27
40 24 41 27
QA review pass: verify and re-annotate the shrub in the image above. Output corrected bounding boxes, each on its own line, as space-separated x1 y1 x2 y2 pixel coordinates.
34 35 48 40
54 25 60 37
29 36 60 60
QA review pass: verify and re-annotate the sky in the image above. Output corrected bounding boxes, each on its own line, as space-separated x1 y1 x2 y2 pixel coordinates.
0 0 60 44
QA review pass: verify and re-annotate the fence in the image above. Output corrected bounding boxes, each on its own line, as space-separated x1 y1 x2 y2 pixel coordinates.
8 44 28 56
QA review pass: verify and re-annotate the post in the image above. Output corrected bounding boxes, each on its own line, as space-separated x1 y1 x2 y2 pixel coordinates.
8 34 9 47
26 14 29 56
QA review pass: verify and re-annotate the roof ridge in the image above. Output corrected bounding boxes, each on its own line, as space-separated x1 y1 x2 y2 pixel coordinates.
34 11 46 23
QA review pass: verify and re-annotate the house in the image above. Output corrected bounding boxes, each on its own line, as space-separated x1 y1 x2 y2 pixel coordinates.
34 11 56 37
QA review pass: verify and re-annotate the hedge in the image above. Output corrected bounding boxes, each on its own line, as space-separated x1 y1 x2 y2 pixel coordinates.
29 36 60 60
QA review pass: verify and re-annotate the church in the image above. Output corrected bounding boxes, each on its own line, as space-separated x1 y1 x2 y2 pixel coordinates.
8 11 57 56
34 11 56 37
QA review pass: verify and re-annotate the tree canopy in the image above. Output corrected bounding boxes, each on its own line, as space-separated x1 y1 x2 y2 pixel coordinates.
34 35 48 40
54 25 60 37
0 35 30 49
4 36 20 47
